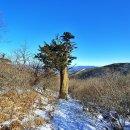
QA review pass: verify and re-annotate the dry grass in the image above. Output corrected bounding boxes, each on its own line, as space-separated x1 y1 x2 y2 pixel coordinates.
69 74 130 116
0 60 58 130
9 120 24 130
38 76 60 93
0 90 40 123
69 74 130 129
0 62 58 128
23 117 47 129
0 61 59 94
33 117 46 126
0 62 33 92
0 90 57 129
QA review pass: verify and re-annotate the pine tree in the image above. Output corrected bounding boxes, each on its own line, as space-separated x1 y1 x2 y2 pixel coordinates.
35 32 77 99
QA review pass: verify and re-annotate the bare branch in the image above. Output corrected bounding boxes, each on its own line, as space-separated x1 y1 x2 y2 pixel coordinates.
12 43 31 66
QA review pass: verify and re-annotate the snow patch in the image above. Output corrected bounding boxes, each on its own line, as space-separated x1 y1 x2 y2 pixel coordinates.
51 98 97 130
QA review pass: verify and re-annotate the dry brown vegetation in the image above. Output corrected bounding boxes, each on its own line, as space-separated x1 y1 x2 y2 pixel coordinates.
69 74 130 114
0 89 57 129
9 120 24 130
1 57 130 129
23 117 48 129
35 73 60 93
0 61 58 129
0 62 33 92
69 74 130 129
0 61 59 93
0 91 40 123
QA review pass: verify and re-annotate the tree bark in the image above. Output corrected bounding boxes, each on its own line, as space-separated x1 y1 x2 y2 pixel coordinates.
59 67 68 99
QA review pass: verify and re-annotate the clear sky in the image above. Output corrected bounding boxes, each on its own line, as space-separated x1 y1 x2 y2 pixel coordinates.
0 0 130 66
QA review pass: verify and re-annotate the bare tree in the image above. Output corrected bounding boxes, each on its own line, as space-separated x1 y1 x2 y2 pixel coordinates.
12 43 31 66
30 60 43 85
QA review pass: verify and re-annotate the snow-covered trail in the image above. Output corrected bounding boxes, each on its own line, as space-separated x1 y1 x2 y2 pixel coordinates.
51 97 100 130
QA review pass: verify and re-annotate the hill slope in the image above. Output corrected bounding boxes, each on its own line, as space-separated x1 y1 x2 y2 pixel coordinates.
69 66 96 74
71 63 130 79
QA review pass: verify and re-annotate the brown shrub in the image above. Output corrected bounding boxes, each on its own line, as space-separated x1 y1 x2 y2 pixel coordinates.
0 112 10 123
0 90 40 123
33 117 46 126
69 74 130 115
9 120 24 130
0 62 33 92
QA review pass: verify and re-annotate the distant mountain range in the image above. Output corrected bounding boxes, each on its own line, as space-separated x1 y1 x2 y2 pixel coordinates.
70 63 130 79
69 66 96 74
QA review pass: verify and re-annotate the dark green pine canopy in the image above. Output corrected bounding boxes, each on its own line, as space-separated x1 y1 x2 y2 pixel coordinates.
35 32 77 71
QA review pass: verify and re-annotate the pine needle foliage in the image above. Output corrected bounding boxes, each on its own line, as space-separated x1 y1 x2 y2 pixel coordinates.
35 32 77 71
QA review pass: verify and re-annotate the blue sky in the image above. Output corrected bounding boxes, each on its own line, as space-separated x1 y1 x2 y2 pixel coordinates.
0 0 130 66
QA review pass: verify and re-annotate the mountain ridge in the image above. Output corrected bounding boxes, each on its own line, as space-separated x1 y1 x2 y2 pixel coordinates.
69 65 96 74
71 63 130 79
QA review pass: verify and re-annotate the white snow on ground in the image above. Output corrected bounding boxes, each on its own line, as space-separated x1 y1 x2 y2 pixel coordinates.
21 96 54 130
50 96 130 130
51 96 106 130
31 99 54 130
37 124 53 130
1 93 130 130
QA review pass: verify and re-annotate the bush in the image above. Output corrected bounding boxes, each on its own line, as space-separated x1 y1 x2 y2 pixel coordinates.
0 62 33 92
69 74 130 129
